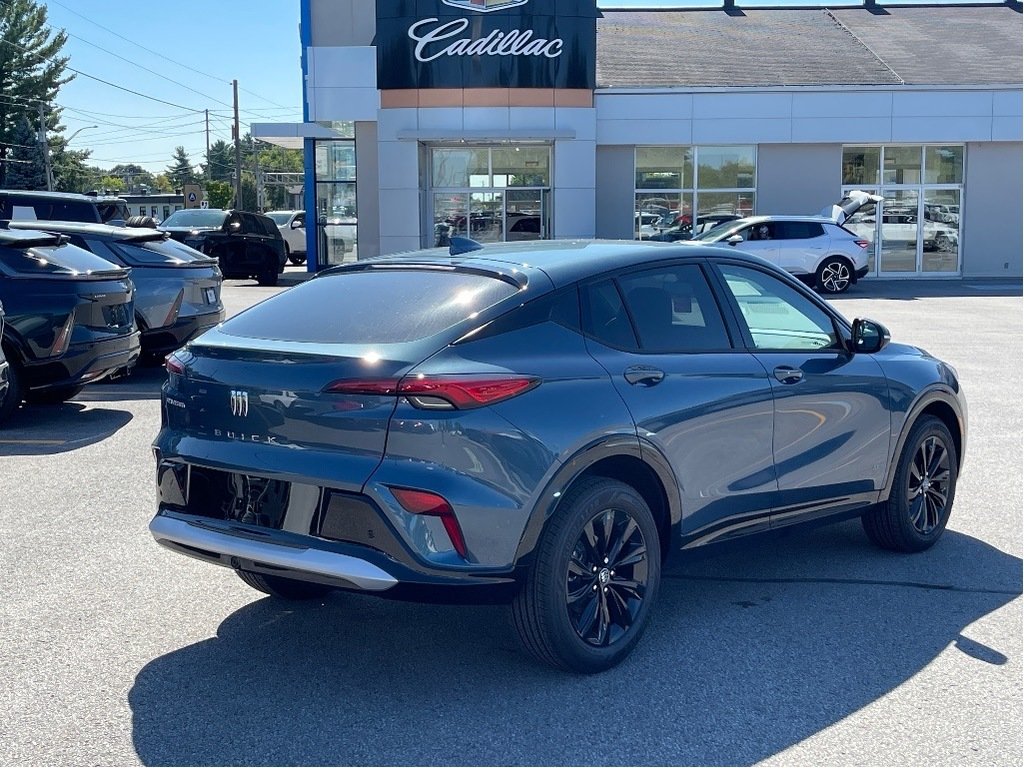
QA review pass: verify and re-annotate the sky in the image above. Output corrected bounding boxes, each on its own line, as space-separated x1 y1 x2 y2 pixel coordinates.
41 0 977 175
41 0 304 174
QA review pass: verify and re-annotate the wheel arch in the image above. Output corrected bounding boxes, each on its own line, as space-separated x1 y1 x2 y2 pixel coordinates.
513 436 682 567
881 387 966 499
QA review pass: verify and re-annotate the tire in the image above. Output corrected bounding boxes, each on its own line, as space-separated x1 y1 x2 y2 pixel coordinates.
816 257 854 294
125 215 158 229
511 478 661 673
0 357 23 424
862 415 958 553
236 569 334 600
256 260 279 287
288 247 307 266
25 384 84 405
936 233 954 253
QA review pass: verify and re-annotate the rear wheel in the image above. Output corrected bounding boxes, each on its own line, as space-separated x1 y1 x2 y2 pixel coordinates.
816 257 854 294
25 384 84 405
0 357 23 423
256 257 279 287
286 243 307 266
236 569 334 600
512 478 661 673
862 415 958 552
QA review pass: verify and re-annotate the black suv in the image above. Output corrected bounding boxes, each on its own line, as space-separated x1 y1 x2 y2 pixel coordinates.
160 209 287 286
0 229 140 422
0 189 130 225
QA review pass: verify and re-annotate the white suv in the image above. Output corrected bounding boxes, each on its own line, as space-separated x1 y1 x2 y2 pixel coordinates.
265 211 308 265
692 191 880 294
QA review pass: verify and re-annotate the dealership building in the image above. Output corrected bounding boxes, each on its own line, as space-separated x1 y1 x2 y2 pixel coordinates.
254 0 1023 279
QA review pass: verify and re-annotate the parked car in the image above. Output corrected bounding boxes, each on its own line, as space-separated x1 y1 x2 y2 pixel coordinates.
150 238 966 673
159 209 286 286
648 214 742 242
265 210 308 265
691 191 882 294
0 301 8 422
8 221 224 360
0 189 130 225
0 228 140 421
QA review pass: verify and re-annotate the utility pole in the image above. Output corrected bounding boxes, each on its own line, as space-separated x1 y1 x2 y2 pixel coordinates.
232 80 243 209
205 109 210 161
38 104 54 191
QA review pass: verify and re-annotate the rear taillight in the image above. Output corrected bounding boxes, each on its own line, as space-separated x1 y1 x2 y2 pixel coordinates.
165 353 186 376
325 374 540 410
50 310 75 357
163 289 184 327
390 488 467 558
855 239 870 249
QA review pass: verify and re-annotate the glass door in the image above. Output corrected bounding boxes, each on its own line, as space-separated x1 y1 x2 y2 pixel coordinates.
922 188 961 274
879 189 921 274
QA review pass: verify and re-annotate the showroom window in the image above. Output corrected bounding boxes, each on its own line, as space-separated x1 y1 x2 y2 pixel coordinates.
314 122 357 267
428 144 551 247
635 146 755 240
842 145 963 276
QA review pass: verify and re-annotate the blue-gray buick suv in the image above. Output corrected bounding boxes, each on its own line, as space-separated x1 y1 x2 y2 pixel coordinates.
150 240 966 672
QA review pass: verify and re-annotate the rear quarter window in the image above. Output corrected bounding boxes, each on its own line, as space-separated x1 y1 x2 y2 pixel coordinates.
221 269 519 344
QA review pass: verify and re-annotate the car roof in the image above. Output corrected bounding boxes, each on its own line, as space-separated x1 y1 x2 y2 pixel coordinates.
0 189 105 202
6 220 167 241
734 215 838 225
324 239 777 290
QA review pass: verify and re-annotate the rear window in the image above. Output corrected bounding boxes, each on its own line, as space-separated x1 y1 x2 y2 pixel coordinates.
0 243 122 276
222 269 519 344
0 197 101 224
109 238 209 266
266 213 292 225
162 210 227 228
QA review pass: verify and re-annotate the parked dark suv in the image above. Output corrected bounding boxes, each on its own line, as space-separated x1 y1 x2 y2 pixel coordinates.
0 229 140 421
160 209 287 286
150 240 966 672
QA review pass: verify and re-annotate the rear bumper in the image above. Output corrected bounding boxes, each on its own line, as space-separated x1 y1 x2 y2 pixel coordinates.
23 331 141 391
141 310 223 355
149 507 520 603
855 265 870 280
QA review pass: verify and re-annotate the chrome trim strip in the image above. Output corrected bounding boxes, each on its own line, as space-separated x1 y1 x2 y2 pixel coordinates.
149 515 398 591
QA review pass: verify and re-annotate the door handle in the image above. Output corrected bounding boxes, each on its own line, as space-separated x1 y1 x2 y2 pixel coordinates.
773 366 804 385
624 366 665 387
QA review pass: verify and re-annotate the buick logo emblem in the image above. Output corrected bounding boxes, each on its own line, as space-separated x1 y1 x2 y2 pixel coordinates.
442 0 529 12
230 390 249 418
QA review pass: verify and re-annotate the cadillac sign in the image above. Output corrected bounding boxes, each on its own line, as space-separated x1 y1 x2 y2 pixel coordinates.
375 0 599 91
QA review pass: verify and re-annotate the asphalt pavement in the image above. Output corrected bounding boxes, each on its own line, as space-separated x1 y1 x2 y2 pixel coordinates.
0 276 1020 766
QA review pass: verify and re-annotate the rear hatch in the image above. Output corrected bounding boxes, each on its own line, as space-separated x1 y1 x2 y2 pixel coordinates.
820 190 884 225
108 234 222 318
163 265 522 490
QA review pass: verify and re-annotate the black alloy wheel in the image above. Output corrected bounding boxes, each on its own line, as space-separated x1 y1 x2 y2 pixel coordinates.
566 508 650 647
512 477 661 673
863 415 958 552
817 257 853 294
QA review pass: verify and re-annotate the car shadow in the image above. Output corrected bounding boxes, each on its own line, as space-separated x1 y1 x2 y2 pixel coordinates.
72 366 166 403
129 524 1021 766
0 402 133 456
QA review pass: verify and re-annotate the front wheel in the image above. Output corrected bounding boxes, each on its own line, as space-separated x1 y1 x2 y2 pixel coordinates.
236 569 334 600
816 257 854 294
0 358 23 423
511 478 661 673
862 416 958 552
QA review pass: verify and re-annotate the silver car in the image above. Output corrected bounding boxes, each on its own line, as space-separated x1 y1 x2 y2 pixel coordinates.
9 222 224 359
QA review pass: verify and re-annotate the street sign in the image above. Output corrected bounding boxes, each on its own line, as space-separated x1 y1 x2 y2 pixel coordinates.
183 184 203 209
200 201 209 209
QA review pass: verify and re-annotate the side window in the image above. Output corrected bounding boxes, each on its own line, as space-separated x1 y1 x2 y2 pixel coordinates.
718 264 840 351
745 222 774 241
581 280 638 351
618 264 732 352
773 221 825 240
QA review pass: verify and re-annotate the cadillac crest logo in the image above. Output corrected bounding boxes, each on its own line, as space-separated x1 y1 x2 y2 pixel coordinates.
441 0 530 11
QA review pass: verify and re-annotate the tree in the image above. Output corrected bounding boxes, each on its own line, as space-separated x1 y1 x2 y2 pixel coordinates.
204 139 234 182
152 173 174 193
166 146 197 188
108 163 155 193
50 140 91 192
96 175 124 193
0 0 73 186
205 180 232 209
3 115 47 189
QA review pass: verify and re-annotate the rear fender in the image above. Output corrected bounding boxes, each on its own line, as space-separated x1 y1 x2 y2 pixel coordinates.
512 434 683 566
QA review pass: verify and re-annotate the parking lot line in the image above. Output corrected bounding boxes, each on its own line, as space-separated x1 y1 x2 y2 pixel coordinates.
0 438 67 446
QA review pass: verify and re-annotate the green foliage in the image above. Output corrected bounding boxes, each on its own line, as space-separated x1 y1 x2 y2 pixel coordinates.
4 115 47 189
152 173 174 193
0 0 73 186
205 180 232 209
204 139 234 182
108 163 155 193
96 175 125 192
50 141 92 192
166 145 197 187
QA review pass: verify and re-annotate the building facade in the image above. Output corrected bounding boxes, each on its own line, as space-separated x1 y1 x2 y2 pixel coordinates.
255 0 1023 278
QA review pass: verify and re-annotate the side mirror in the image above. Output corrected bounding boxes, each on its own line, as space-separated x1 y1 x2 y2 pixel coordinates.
290 219 303 230
726 234 744 246
851 318 891 354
